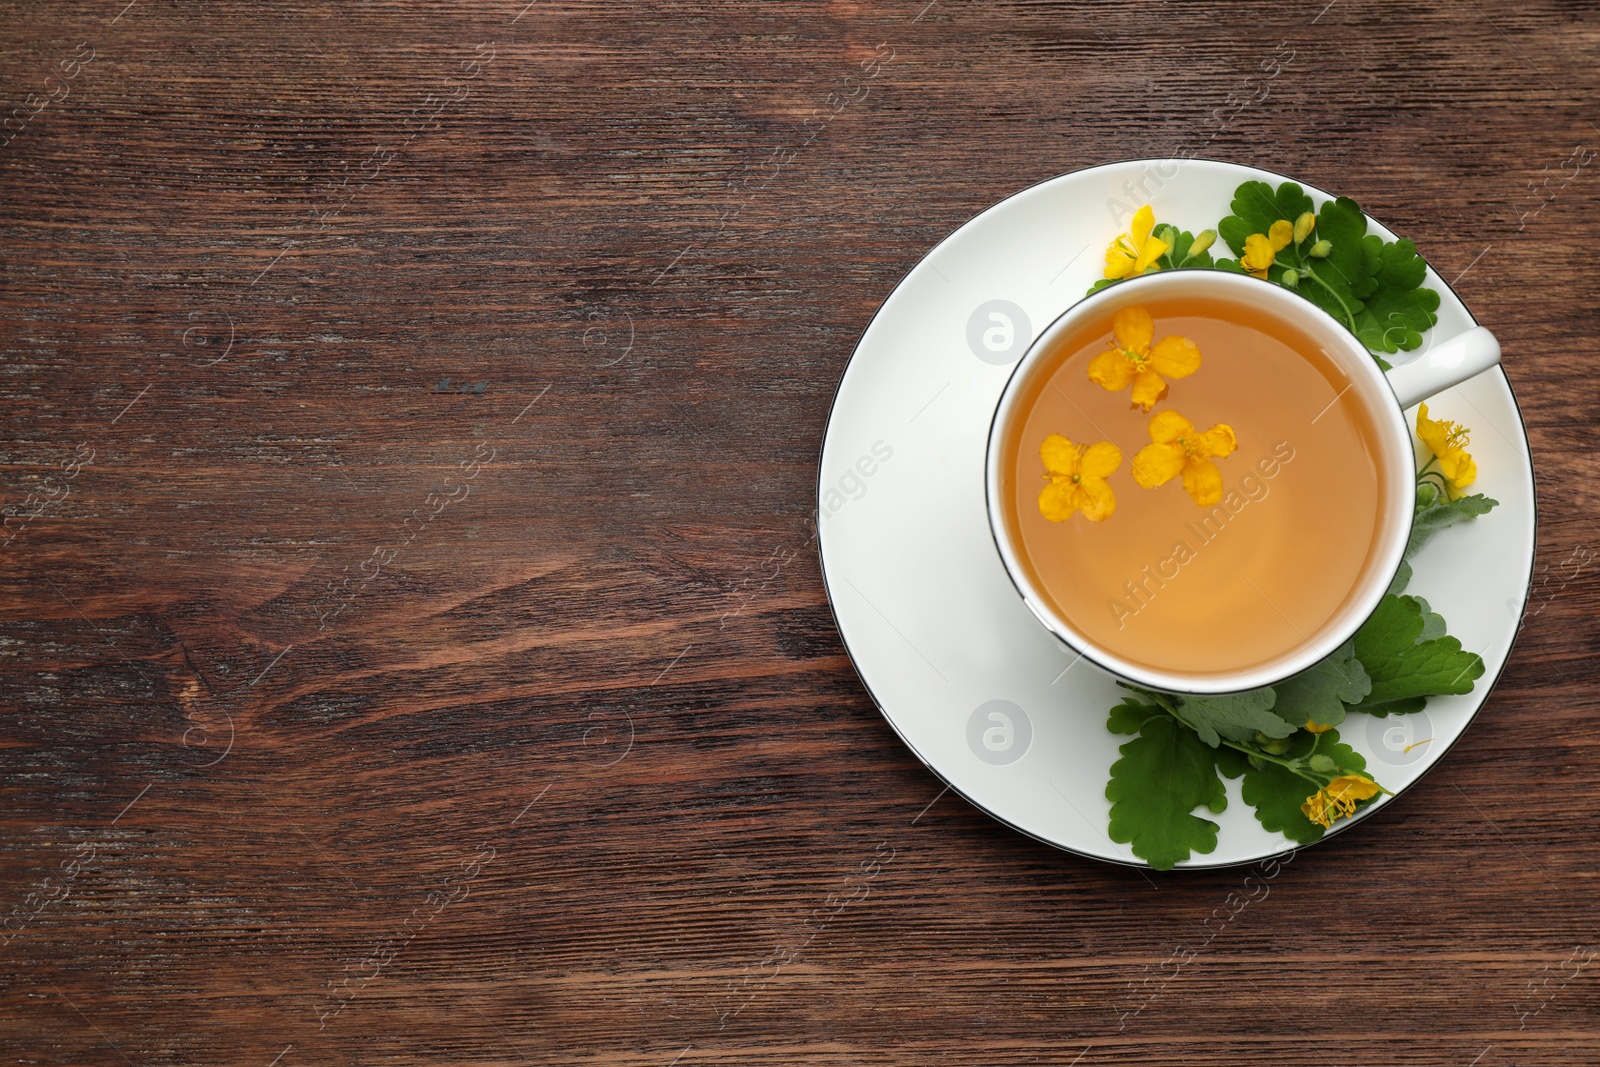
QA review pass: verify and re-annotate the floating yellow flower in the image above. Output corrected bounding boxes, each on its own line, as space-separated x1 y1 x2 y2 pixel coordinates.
1131 410 1238 507
1103 205 1169 280
1088 306 1202 411
1301 774 1383 829
1241 219 1294 279
1038 434 1122 523
1416 403 1478 499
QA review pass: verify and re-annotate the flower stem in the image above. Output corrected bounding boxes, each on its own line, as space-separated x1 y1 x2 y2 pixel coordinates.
1140 691 1328 788
1418 469 1451 497
1300 266 1358 332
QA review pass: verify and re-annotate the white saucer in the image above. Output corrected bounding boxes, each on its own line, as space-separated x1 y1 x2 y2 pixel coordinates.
817 159 1535 868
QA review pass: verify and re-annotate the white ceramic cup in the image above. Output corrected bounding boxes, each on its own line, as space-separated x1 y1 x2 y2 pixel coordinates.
985 269 1500 695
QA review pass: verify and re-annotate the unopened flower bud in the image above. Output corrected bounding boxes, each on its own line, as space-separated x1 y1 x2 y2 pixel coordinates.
1258 735 1293 755
1417 482 1439 507
1309 239 1332 258
1280 268 1300 288
1188 229 1217 256
1309 754 1338 773
1294 211 1316 244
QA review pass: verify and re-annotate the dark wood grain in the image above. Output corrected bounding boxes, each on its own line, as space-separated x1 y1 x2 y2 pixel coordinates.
3 0 1599 1063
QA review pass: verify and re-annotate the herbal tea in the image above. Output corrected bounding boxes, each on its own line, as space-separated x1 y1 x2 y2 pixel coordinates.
999 294 1392 677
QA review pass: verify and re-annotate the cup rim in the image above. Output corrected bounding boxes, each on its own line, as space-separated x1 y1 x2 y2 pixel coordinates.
984 269 1415 695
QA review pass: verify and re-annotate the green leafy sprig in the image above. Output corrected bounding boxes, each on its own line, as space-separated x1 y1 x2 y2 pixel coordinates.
1214 182 1441 356
1090 181 1443 361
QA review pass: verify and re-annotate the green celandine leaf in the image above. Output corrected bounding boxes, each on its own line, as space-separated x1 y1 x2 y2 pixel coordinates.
1297 196 1382 331
1271 641 1372 731
1217 180 1315 257
1387 559 1414 596
1240 729 1369 845
1175 688 1292 748
1371 233 1430 291
1108 697 1162 735
1353 239 1442 353
1352 594 1485 714
1413 597 1448 641
1241 766 1321 844
1212 745 1251 780
1106 715 1226 870
1359 696 1428 717
1408 492 1498 557
1353 596 1434 667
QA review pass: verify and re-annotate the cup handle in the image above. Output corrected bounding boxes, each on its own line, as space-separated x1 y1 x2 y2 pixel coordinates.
1384 326 1502 410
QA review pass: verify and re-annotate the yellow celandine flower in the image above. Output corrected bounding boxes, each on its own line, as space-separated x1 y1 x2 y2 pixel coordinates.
1131 410 1238 507
1304 719 1335 734
1088 305 1202 412
1301 774 1383 829
1241 219 1295 279
1416 402 1478 499
1104 205 1169 280
1038 434 1122 522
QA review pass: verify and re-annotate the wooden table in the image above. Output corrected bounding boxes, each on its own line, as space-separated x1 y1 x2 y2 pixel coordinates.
3 2 1596 1063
